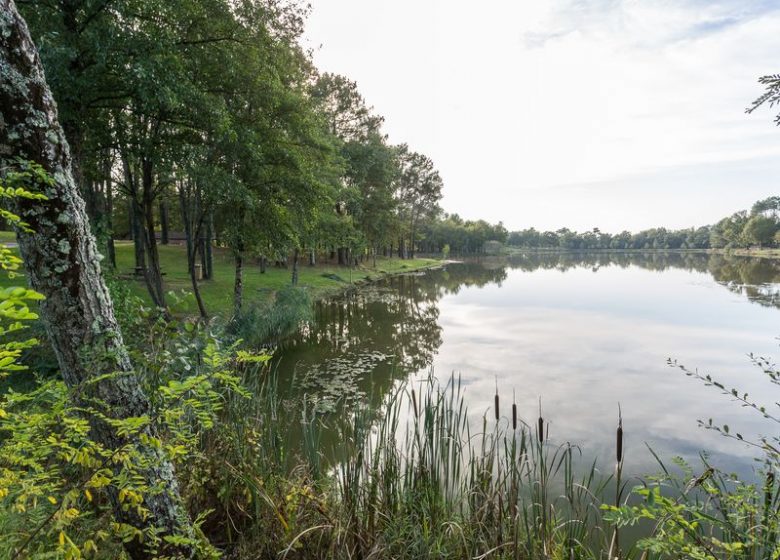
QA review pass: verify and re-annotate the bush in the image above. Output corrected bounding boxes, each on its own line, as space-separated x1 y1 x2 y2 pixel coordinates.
227 287 313 347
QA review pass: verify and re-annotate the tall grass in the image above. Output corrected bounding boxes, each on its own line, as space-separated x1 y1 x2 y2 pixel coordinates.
194 369 627 559
226 287 314 346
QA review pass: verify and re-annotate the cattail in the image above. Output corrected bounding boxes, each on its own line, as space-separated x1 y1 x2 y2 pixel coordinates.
616 404 624 464
411 388 419 418
538 398 544 443
512 403 517 431
494 378 499 421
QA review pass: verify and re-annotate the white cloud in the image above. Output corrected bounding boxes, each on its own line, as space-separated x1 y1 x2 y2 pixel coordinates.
304 0 780 231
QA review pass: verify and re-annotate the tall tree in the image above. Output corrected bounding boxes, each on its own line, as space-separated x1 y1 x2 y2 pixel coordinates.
0 3 199 558
396 146 443 258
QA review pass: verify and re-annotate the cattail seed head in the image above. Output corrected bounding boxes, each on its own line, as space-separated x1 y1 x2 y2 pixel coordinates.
512 403 517 431
538 416 544 443
616 405 624 464
411 388 418 418
494 393 500 421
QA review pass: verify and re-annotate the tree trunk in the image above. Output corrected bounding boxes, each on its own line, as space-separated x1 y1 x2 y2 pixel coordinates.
178 184 207 319
233 249 244 317
291 248 299 286
259 254 266 274
131 198 147 274
141 160 165 308
0 3 200 558
159 199 169 245
128 202 134 241
309 248 315 266
122 151 147 276
105 159 116 269
199 235 208 278
410 216 417 259
205 211 214 279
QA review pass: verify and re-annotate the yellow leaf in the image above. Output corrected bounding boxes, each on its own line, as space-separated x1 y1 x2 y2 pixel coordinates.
47 496 57 505
84 489 92 502
59 531 65 546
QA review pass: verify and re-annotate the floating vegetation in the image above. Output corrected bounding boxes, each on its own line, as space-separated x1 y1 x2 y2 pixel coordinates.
297 350 391 413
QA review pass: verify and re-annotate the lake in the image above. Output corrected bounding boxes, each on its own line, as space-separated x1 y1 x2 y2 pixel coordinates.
274 252 780 479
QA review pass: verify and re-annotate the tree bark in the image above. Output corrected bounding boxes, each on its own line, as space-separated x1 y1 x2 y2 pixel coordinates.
178 183 208 319
141 158 166 308
204 210 213 279
409 213 417 259
233 246 244 317
0 3 200 558
199 235 208 278
131 198 147 274
291 247 299 286
159 199 169 245
121 152 147 276
104 159 116 269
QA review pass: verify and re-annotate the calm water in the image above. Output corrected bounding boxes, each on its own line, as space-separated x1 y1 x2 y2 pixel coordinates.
274 252 780 478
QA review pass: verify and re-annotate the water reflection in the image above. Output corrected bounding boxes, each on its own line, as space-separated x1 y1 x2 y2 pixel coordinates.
274 252 780 478
275 263 507 412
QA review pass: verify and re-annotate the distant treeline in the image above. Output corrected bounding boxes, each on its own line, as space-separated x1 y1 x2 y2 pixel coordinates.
507 196 780 250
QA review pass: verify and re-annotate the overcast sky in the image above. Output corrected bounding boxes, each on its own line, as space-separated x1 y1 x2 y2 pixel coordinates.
303 0 780 232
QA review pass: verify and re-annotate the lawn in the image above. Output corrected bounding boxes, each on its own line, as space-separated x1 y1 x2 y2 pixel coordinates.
2 240 439 316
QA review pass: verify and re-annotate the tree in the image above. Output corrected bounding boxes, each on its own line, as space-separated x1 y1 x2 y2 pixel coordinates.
342 132 399 264
743 215 778 248
751 196 780 219
396 147 443 258
311 72 384 141
0 3 200 557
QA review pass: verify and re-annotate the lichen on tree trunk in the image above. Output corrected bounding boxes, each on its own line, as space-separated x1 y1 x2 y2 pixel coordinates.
0 2 200 558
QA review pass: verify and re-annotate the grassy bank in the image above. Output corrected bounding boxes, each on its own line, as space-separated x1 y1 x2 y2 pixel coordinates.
113 243 438 314
0 236 439 315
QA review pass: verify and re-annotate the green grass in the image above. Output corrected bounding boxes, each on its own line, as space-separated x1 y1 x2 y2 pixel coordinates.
1 240 439 315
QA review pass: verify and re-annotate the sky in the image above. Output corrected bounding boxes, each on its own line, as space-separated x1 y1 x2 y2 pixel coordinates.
303 0 780 233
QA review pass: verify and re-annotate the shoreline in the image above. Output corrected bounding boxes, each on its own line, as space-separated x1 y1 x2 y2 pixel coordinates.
502 247 780 259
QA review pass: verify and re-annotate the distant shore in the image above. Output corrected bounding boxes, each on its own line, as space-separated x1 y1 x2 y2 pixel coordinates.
503 246 780 259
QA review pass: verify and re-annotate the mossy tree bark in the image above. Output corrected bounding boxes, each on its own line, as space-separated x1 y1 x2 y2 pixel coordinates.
0 2 199 558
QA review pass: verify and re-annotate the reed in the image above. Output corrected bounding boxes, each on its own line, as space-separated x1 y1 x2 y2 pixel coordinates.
194 370 624 558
